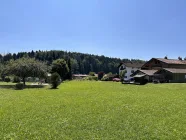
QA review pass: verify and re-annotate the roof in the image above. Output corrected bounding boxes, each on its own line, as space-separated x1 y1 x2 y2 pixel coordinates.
161 68 186 74
139 70 158 76
154 58 186 65
118 62 144 68
131 69 157 77
133 74 146 78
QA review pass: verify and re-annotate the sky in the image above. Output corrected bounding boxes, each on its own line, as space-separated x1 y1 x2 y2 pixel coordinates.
0 0 186 60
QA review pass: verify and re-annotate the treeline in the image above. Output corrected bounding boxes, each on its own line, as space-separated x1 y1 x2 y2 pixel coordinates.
0 50 145 74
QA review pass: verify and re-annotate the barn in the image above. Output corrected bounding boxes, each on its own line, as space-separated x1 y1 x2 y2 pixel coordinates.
154 68 186 83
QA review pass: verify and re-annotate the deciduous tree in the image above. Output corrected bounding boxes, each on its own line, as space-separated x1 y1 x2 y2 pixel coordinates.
6 57 47 85
119 70 127 82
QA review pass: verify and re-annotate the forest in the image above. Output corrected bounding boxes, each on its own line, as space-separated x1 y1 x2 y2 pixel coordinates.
0 50 145 74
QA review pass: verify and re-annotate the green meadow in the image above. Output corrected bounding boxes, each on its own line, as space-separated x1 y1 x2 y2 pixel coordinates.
1 81 186 139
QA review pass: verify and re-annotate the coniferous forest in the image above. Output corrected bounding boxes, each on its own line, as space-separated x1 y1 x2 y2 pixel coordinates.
0 50 145 74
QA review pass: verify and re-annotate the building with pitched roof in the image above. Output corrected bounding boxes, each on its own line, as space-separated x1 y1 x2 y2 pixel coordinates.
132 58 186 83
131 69 158 82
154 68 186 83
141 58 186 70
118 62 144 81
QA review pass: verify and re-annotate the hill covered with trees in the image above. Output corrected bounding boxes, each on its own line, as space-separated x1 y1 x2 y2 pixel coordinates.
0 50 144 74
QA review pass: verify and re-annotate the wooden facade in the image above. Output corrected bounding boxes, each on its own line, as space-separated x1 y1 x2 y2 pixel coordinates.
131 70 158 82
142 59 166 70
141 58 186 70
155 69 186 83
138 58 186 83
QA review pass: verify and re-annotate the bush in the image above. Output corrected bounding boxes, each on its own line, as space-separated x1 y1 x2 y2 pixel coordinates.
89 72 95 76
15 83 24 90
51 72 61 89
101 74 118 81
101 75 109 81
98 71 104 80
107 72 113 76
13 76 20 83
83 76 98 81
4 77 11 82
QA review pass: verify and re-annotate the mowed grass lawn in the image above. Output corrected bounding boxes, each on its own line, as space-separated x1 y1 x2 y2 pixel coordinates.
1 81 186 139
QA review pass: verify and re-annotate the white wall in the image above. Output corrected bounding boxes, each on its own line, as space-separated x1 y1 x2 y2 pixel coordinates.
119 64 140 80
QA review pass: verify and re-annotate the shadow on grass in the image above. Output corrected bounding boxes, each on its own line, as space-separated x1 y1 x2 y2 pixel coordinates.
0 85 46 89
25 85 46 89
48 87 59 90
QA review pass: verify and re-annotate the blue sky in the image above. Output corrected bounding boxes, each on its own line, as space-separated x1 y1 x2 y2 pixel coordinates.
0 0 186 60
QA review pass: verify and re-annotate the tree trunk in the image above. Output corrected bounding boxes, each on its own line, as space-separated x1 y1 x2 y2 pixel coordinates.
23 77 26 86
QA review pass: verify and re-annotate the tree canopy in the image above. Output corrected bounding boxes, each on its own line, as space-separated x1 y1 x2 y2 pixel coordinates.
51 59 69 80
0 50 145 75
6 57 47 85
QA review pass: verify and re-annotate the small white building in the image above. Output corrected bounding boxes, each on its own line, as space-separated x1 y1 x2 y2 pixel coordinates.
72 74 88 80
118 62 144 81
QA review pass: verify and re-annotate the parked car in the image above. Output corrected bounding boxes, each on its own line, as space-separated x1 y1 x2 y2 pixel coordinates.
113 78 121 82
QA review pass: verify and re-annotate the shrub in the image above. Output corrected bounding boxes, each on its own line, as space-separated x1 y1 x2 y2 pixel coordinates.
15 83 24 90
89 72 95 76
92 76 98 81
4 77 11 82
107 72 113 76
101 73 114 81
101 75 109 81
119 70 127 82
101 74 118 81
83 76 98 81
13 76 20 83
51 72 61 89
98 71 104 80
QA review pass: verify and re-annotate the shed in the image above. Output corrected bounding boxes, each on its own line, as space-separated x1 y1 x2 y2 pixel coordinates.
133 74 148 85
155 68 186 83
131 70 158 82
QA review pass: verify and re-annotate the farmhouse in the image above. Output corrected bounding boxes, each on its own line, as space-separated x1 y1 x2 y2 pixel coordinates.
132 58 186 83
118 62 144 81
141 58 186 70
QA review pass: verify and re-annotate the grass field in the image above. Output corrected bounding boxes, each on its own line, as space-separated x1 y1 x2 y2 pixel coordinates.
1 81 186 139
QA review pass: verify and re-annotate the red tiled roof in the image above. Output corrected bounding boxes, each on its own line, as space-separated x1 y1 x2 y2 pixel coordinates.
155 58 186 65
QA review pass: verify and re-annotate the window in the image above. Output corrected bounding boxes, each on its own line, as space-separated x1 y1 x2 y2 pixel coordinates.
155 61 160 64
120 66 124 70
185 75 186 79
